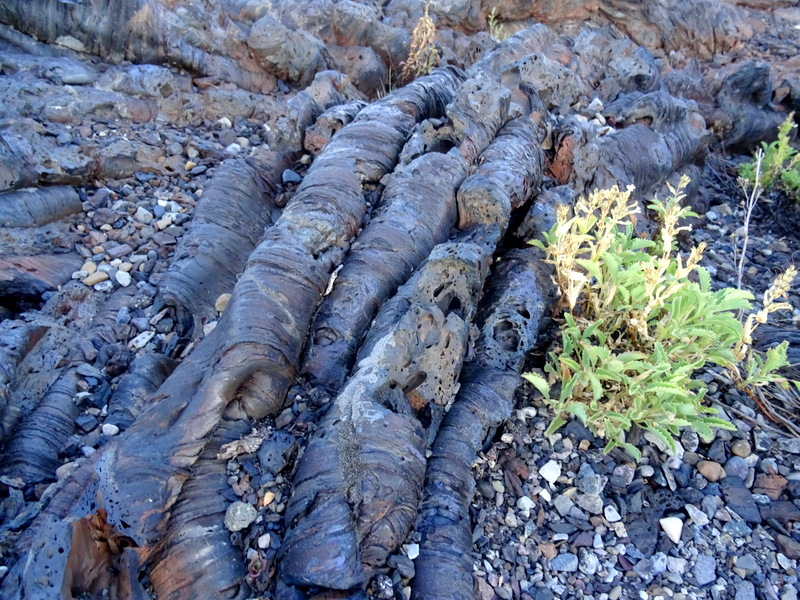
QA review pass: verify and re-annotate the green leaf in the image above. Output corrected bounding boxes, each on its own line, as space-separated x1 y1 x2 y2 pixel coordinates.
528 239 546 250
692 421 714 442
587 372 603 401
576 259 603 282
762 342 790 373
628 238 656 251
544 415 567 437
646 385 688 399
566 401 588 424
618 441 642 461
561 357 581 372
701 416 736 431
713 289 754 312
647 423 677 453
559 374 579 402
595 368 623 382
696 266 711 292
522 372 551 399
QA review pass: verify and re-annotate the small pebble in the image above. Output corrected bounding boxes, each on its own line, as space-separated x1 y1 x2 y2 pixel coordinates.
82 271 109 286
685 504 709 526
135 207 153 223
130 331 155 349
115 271 132 287
102 423 120 436
282 169 302 184
539 460 561 486
697 460 726 482
731 439 751 457
224 501 257 532
215 293 231 313
517 496 535 518
604 504 621 523
549 553 579 572
659 517 683 543
405 543 419 560
94 280 114 292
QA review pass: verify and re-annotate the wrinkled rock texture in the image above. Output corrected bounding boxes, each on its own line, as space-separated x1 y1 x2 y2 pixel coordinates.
0 1 799 599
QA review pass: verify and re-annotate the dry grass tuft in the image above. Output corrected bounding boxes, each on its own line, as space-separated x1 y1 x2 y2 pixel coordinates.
400 4 440 83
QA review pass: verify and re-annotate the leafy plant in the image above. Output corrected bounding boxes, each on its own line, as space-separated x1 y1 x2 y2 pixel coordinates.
739 113 800 200
487 7 509 42
730 265 797 390
400 4 440 83
523 179 795 459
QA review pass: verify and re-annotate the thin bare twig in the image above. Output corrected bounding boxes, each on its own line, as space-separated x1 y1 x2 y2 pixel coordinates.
735 149 764 293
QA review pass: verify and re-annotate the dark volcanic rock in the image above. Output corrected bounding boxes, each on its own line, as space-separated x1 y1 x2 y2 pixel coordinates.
0 253 83 308
720 477 762 524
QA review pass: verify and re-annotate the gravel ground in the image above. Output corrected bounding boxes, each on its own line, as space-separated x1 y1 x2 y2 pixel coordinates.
2 80 799 600
208 156 800 600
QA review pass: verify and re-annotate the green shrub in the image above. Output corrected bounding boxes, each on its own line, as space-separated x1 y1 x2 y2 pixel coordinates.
524 179 795 459
739 113 800 200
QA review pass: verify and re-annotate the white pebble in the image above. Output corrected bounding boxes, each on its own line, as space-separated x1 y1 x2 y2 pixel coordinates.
135 206 153 223
659 517 683 544
587 98 604 112
55 462 78 480
539 460 561 486
130 330 155 349
115 271 132 287
517 496 535 518
404 543 419 560
102 423 120 436
604 504 622 522
94 280 114 292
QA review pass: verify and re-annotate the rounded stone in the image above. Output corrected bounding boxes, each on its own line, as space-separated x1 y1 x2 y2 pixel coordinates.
731 439 752 458
215 293 231 313
549 552 579 572
224 501 257 532
697 460 725 482
723 456 749 481
604 504 622 523
115 271 132 287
